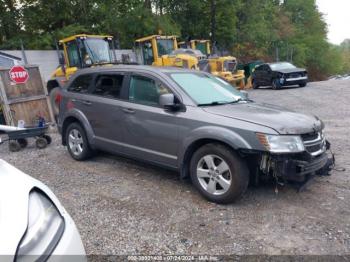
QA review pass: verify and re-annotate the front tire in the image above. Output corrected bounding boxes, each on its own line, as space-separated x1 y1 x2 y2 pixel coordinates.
299 82 307 87
272 78 282 90
66 122 93 161
190 143 249 204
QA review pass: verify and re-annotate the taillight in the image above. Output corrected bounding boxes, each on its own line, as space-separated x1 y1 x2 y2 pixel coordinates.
55 92 62 104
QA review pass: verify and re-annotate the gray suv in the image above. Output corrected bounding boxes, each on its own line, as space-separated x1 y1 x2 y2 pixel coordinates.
58 65 333 203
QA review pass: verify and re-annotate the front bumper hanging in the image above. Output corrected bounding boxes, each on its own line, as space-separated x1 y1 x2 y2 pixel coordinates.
260 141 335 183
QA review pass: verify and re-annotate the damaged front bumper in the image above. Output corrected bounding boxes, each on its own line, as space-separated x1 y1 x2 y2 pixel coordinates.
259 141 335 183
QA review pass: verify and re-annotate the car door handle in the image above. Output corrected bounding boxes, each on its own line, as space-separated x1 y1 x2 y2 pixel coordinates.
73 99 92 105
122 108 135 114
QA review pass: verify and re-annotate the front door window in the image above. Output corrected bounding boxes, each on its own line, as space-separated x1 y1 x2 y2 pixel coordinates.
128 75 169 106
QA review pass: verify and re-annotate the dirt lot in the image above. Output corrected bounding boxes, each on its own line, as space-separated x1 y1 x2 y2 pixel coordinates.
1 80 349 255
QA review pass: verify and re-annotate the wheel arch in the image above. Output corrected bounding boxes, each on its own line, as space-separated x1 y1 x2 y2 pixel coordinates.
61 116 79 146
180 138 232 178
178 126 253 179
46 77 66 94
46 79 59 94
61 110 95 147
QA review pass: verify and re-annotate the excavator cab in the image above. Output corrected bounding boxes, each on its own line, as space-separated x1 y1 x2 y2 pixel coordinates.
191 40 211 57
178 40 211 57
52 34 114 79
135 35 177 66
48 34 114 119
134 35 198 69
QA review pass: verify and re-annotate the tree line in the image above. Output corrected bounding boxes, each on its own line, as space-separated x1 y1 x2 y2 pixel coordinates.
1 0 349 80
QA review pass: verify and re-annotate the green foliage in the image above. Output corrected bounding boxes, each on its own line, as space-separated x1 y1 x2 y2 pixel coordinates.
0 0 347 79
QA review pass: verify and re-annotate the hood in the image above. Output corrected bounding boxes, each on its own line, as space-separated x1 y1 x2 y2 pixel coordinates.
202 102 323 135
275 68 306 74
0 160 32 257
0 160 64 257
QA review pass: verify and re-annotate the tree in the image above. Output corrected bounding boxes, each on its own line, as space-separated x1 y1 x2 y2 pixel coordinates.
0 0 21 47
0 0 345 79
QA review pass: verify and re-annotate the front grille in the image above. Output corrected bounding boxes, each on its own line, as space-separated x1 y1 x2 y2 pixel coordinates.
289 73 301 78
301 131 326 156
301 132 318 141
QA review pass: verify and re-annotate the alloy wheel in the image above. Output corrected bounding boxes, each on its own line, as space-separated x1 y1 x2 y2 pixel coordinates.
196 154 232 195
68 129 84 156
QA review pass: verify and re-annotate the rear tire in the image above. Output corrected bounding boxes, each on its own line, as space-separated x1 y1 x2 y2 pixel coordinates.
49 87 60 121
190 143 249 204
299 82 307 87
66 122 93 161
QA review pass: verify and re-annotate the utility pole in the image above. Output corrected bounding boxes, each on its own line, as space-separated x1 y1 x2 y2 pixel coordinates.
20 39 28 65
210 0 216 45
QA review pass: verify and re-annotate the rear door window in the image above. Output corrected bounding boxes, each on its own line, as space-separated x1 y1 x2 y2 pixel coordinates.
67 74 93 93
128 75 170 106
92 74 124 99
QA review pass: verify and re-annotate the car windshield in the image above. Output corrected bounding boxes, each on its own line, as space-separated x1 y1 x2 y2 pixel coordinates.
170 72 244 105
270 62 296 70
157 39 175 56
84 38 112 64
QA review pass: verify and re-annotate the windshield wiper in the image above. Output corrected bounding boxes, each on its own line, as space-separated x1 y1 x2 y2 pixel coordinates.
198 98 251 107
198 100 238 106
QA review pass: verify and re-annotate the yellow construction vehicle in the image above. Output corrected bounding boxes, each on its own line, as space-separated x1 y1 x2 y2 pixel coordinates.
134 35 199 69
179 39 246 89
178 39 211 56
208 56 246 89
47 34 114 116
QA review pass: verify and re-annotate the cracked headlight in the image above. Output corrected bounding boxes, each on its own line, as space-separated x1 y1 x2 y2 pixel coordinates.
16 190 65 262
257 133 305 153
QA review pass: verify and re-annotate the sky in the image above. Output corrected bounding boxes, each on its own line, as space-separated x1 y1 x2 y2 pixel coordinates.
316 0 350 45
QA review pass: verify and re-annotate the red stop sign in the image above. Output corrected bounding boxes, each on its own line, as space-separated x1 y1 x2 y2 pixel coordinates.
9 65 29 84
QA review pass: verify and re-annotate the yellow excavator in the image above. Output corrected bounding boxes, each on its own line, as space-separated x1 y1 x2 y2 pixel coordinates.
179 39 246 89
47 34 114 117
134 35 199 69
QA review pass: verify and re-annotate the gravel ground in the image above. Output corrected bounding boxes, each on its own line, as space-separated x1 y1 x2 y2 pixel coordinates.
1 80 350 256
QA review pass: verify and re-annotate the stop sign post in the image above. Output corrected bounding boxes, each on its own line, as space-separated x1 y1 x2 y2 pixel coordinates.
9 65 29 84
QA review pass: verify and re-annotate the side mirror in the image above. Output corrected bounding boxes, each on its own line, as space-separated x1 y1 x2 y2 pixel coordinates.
240 90 249 100
159 93 177 110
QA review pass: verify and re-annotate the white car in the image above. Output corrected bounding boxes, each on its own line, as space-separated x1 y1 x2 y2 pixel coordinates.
0 159 86 261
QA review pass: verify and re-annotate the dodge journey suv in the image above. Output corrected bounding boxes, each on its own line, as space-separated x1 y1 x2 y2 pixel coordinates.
58 65 333 203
